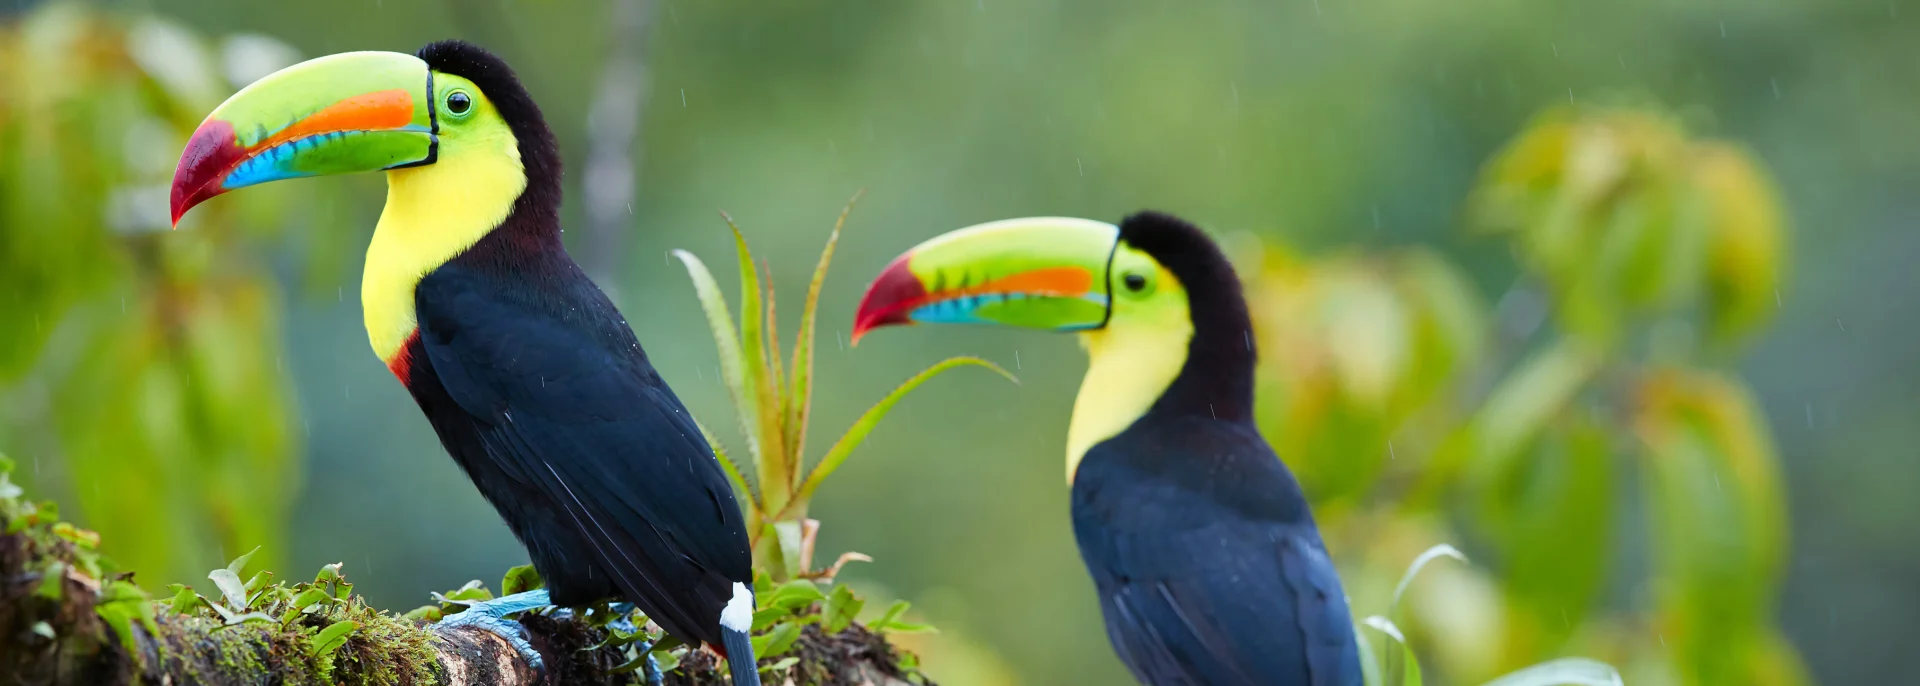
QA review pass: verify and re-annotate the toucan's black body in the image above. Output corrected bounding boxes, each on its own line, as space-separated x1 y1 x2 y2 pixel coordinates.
1070 215 1362 686
395 42 753 654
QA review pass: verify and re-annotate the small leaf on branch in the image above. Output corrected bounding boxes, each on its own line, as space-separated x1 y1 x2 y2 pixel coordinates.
308 620 360 658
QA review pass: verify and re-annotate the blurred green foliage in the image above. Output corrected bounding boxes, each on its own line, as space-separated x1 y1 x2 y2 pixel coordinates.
1244 106 1797 685
0 3 347 586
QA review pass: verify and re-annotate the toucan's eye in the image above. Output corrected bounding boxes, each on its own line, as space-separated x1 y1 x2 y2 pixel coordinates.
1123 273 1148 292
446 91 473 115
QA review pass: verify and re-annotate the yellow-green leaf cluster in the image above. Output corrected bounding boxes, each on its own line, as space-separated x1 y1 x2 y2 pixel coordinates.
1245 101 1801 686
1467 106 1786 348
1243 242 1487 503
1634 370 1790 686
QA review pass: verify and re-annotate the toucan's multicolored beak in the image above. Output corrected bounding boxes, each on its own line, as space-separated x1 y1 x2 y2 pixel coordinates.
851 217 1120 343
170 51 439 225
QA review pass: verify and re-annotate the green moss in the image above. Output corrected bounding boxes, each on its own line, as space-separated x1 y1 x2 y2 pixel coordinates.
328 600 441 685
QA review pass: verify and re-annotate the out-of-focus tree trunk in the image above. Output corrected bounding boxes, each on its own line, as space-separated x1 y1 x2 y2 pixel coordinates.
581 0 651 299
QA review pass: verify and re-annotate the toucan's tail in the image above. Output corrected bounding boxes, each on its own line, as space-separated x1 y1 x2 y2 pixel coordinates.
717 581 760 685
720 625 760 686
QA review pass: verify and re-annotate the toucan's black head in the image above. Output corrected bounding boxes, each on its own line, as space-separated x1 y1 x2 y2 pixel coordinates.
417 40 561 206
1113 211 1257 420
1116 211 1254 349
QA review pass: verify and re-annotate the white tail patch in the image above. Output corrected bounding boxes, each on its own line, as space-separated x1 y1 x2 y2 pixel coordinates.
719 581 754 632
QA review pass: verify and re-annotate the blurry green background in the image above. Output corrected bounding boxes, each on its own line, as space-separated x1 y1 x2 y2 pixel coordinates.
2 0 1913 684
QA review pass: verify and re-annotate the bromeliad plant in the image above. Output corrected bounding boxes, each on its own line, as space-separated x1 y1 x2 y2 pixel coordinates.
674 192 1014 581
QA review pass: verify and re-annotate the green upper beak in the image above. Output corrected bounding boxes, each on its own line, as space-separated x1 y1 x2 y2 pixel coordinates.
170 51 439 225
851 217 1121 342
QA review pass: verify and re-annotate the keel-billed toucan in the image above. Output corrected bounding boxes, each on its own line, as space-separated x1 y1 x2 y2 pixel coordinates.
169 41 761 684
852 212 1362 685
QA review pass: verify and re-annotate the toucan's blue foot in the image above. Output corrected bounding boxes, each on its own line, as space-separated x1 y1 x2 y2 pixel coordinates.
634 638 666 686
600 602 661 683
603 601 641 633
434 590 550 672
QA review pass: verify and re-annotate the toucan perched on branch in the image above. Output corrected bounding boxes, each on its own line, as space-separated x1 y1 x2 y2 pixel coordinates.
852 213 1363 685
169 41 760 685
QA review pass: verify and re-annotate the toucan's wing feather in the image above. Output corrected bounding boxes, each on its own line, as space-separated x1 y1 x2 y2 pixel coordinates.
1092 520 1357 686
1280 535 1366 686
414 266 749 645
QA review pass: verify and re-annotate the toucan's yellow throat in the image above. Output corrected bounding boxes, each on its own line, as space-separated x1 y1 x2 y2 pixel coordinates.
1065 259 1193 480
362 84 524 366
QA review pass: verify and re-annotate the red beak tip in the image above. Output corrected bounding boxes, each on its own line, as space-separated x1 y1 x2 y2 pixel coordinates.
847 256 928 343
168 118 243 229
848 317 877 347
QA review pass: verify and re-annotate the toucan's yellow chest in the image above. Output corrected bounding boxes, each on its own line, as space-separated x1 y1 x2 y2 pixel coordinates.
361 137 524 367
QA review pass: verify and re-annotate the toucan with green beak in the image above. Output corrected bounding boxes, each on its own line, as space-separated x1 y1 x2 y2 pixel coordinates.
170 41 760 685
852 212 1362 685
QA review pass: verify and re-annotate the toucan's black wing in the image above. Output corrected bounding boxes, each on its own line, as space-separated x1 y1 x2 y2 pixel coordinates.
1089 521 1359 686
413 264 750 646
1074 422 1362 686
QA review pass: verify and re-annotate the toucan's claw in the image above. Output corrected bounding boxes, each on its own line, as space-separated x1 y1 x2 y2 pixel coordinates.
434 589 551 673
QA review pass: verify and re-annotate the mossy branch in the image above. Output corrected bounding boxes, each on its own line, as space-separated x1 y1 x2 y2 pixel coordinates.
0 462 930 686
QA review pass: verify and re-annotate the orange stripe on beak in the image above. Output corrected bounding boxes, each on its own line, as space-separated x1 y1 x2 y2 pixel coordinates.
250 88 417 152
965 266 1095 297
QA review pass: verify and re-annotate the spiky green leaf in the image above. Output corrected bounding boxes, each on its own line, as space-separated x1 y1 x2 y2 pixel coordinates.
788 191 863 474
723 214 778 480
673 248 758 467
695 416 757 508
763 256 787 427
797 357 1016 501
